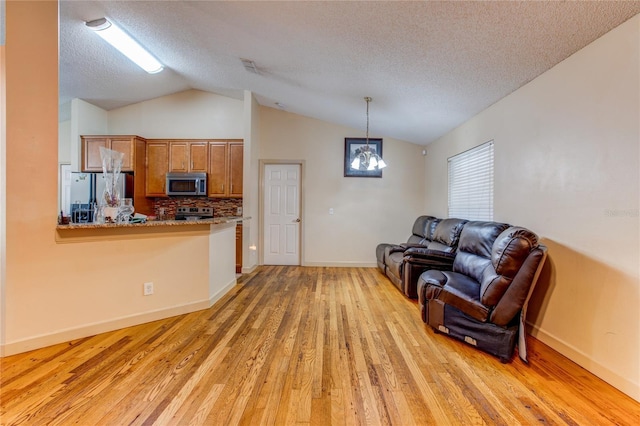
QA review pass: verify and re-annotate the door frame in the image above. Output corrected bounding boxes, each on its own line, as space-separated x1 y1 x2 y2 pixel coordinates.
259 160 305 266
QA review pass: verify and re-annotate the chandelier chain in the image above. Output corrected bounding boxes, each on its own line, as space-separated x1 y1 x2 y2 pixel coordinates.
364 96 372 145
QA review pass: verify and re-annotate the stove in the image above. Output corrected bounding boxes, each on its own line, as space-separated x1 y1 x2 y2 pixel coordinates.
175 206 214 221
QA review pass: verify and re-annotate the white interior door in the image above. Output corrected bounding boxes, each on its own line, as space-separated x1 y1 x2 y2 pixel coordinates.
263 164 301 265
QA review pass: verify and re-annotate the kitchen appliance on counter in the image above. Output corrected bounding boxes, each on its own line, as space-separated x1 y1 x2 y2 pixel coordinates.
69 172 134 223
175 206 214 221
166 172 207 196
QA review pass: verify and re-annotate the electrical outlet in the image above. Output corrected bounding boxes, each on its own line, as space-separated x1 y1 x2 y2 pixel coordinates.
143 282 154 296
329 208 334 215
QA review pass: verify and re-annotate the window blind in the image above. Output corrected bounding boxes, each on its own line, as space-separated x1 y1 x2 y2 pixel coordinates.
448 140 494 221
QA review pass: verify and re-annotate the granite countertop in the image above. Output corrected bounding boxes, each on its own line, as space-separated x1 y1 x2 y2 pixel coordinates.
56 216 249 230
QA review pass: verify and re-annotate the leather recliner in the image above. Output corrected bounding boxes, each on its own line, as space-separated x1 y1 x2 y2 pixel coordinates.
417 221 547 362
376 215 436 274
400 218 468 298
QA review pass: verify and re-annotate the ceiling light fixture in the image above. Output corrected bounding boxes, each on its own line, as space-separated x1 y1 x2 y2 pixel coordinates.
351 97 387 171
85 17 164 74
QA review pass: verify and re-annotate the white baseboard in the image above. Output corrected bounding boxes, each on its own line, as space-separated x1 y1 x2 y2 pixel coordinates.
302 261 377 267
527 322 640 402
209 277 237 306
241 264 258 274
1 281 238 357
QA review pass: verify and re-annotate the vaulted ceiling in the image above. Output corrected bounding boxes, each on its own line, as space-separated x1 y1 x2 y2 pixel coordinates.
59 1 640 145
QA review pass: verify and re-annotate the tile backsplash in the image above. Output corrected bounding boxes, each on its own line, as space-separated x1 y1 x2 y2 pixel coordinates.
153 197 243 219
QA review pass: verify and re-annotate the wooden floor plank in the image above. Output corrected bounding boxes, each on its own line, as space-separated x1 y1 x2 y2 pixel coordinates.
1 266 639 425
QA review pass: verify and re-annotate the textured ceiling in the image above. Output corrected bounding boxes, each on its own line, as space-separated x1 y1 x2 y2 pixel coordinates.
59 1 640 145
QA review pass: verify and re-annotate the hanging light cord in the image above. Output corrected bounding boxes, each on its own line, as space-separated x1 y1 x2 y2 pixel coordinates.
364 96 372 149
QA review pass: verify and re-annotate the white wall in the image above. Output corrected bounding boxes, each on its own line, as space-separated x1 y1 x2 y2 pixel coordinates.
243 91 260 271
424 15 639 400
58 119 70 164
259 107 426 266
70 98 108 171
107 89 243 138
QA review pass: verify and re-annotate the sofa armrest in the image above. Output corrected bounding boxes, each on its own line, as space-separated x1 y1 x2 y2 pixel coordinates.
401 250 456 299
403 248 456 265
386 243 429 257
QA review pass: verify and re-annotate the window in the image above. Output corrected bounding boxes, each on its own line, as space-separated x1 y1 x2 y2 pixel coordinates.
448 140 494 221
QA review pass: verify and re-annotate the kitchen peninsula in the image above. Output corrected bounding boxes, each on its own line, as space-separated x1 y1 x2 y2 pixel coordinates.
22 217 249 357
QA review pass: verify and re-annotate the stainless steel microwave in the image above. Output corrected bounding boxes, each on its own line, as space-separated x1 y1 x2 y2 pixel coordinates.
166 172 207 196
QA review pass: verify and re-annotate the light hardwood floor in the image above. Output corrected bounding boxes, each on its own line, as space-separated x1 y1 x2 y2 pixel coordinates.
1 266 639 425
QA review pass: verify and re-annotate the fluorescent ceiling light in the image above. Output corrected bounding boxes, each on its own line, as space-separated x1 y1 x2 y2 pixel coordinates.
85 18 164 74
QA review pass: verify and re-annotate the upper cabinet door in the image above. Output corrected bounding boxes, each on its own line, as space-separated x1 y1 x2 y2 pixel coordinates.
169 142 189 172
146 141 169 197
81 136 136 172
208 142 228 197
229 142 243 198
109 138 135 171
189 142 209 172
81 137 109 172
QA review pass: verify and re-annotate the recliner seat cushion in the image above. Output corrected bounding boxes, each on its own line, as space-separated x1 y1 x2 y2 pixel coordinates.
420 270 489 322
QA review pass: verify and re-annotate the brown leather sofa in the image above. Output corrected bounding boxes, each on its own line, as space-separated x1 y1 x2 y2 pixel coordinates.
417 221 547 362
377 216 468 298
376 215 437 274
401 218 467 298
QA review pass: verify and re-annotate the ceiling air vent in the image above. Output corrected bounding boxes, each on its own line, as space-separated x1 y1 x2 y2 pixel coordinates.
240 58 259 74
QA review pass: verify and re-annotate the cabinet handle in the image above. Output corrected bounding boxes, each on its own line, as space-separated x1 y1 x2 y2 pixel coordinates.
221 184 224 192
191 161 194 169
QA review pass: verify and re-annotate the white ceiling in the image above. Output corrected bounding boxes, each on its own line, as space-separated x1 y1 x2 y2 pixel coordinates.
59 1 640 145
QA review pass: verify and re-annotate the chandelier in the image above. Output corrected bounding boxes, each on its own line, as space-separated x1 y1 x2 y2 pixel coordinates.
350 97 387 171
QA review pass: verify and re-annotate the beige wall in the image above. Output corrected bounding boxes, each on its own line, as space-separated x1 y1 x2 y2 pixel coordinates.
1 43 7 350
107 89 243 139
424 15 639 400
259 107 426 265
2 1 228 356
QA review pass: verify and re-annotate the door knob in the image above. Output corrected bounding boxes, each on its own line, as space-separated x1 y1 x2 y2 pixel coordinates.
293 218 301 223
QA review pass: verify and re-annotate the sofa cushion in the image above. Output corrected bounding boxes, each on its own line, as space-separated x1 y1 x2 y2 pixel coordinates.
433 272 489 322
456 221 510 259
480 227 539 307
386 251 405 282
424 218 441 241
427 218 467 253
453 221 509 282
412 215 436 239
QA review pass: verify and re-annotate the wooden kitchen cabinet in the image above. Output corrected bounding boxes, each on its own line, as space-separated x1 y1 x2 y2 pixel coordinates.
190 143 209 172
208 142 228 197
207 140 243 198
236 223 243 274
146 141 169 197
82 135 143 172
169 141 208 173
229 142 243 198
81 135 153 215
